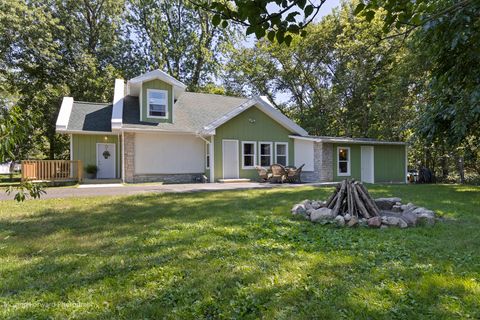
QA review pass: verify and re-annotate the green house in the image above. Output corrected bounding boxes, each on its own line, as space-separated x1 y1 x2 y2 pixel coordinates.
56 70 407 184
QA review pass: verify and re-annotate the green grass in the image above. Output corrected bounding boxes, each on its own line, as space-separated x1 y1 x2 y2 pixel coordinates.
0 184 479 319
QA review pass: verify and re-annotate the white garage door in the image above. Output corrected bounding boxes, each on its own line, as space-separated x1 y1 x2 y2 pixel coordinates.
135 133 205 174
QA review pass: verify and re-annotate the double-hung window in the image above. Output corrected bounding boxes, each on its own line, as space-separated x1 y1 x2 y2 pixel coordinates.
275 142 288 166
259 142 273 167
242 141 256 169
147 89 168 118
337 147 350 176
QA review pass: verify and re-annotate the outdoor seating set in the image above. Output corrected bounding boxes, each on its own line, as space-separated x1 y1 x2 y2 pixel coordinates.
255 164 305 183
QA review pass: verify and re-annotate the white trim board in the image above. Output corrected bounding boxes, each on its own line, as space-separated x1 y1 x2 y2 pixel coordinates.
146 88 169 119
55 97 74 131
337 146 351 177
241 141 257 169
274 142 289 166
111 79 125 129
258 141 273 167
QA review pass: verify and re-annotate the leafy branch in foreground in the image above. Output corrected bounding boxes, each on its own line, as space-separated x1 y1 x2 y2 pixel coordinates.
6 181 46 202
0 106 45 202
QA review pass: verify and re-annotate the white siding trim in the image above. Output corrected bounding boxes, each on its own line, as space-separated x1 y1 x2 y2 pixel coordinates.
258 141 273 167
55 97 74 131
111 79 125 129
69 134 73 161
146 88 169 119
241 141 257 169
337 146 351 176
274 142 289 166
209 136 215 182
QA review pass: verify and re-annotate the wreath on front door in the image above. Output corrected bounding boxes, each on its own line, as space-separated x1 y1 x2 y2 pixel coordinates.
103 149 111 159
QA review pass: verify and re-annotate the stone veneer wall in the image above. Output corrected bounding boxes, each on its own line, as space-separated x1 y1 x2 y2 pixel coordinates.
123 132 204 183
319 143 333 181
124 132 135 183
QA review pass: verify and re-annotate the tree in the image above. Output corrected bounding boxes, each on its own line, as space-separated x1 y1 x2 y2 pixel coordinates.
1 0 125 159
125 0 240 90
192 0 329 45
0 106 45 201
225 2 417 140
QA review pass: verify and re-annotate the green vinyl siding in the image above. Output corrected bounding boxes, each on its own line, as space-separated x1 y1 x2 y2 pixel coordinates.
333 144 361 181
71 134 121 178
333 143 406 183
141 79 173 123
374 145 406 183
213 106 295 181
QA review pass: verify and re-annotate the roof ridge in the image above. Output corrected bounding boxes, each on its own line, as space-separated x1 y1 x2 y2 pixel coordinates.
74 101 110 105
182 92 247 99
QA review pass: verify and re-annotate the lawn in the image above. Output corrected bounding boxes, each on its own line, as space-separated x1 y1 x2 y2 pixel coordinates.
0 184 479 319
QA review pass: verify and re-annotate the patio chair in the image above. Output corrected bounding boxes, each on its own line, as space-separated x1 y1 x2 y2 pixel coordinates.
270 164 288 183
255 166 271 182
286 164 304 183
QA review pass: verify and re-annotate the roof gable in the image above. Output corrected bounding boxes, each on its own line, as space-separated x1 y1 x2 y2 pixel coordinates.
201 96 308 136
127 69 186 98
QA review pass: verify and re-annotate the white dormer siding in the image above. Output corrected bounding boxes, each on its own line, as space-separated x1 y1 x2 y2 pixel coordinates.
56 97 74 131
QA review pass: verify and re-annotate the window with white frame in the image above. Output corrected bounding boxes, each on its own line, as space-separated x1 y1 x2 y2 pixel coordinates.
206 143 210 169
242 141 256 169
275 142 288 166
259 142 272 167
337 147 350 176
147 89 168 118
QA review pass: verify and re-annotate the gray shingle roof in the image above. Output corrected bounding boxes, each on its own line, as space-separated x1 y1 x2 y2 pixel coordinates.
67 102 112 132
122 92 248 132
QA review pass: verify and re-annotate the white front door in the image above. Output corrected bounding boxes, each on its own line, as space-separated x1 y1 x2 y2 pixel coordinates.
361 146 374 183
222 140 239 179
96 143 116 179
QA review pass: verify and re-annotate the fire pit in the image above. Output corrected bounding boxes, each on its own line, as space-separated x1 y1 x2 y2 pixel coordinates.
291 179 437 228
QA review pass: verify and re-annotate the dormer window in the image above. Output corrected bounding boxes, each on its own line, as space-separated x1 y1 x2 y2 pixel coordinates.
147 89 168 118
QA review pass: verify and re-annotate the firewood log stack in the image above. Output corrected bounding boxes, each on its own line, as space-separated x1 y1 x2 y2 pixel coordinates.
325 179 380 218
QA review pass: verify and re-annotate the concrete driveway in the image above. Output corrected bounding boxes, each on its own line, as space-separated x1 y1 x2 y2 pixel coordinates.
0 182 336 201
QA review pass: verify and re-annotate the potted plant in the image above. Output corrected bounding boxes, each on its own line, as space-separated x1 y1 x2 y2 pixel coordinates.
85 164 98 179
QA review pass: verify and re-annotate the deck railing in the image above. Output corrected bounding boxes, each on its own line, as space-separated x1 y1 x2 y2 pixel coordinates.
21 160 83 182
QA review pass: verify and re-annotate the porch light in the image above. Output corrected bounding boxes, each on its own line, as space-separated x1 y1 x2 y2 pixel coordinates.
104 136 108 141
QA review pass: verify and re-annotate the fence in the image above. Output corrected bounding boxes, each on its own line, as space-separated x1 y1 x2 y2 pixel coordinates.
21 160 83 182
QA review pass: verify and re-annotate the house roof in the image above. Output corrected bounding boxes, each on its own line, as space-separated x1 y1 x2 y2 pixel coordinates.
289 135 407 145
121 92 249 133
66 101 113 132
